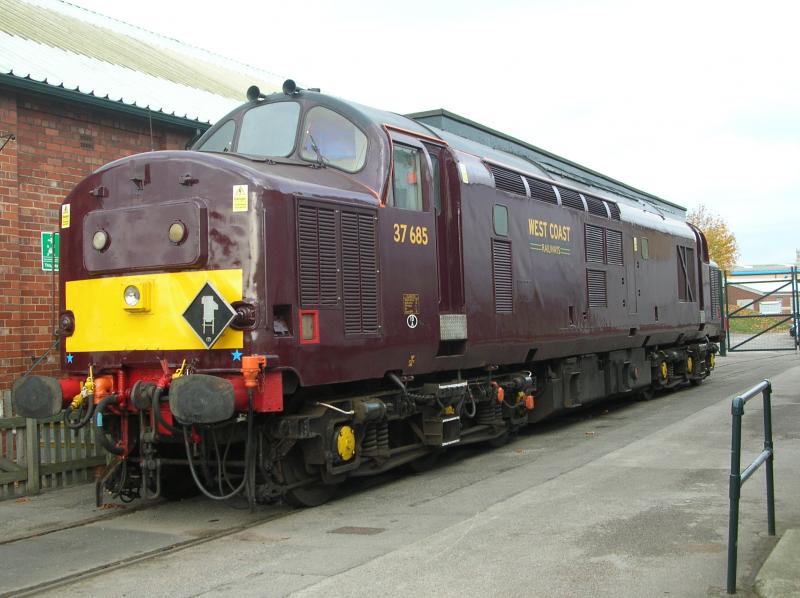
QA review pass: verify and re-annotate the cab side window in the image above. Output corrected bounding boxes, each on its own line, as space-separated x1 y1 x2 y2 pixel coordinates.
389 145 423 211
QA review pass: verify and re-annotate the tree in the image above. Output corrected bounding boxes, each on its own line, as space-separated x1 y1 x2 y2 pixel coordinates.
686 205 739 272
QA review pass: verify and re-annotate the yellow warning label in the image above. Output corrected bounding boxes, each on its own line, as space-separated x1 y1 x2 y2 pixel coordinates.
232 185 248 212
403 293 420 315
61 204 71 229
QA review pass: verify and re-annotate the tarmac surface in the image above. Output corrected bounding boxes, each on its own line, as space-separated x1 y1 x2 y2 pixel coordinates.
1 350 798 597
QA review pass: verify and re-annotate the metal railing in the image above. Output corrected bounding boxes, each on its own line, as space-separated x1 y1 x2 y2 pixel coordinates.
726 379 775 594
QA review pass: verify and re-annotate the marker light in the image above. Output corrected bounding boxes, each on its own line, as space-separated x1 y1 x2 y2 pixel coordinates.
168 221 187 244
123 285 140 307
92 230 109 251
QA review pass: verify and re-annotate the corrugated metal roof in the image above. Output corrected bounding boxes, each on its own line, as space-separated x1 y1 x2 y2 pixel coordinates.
0 0 284 123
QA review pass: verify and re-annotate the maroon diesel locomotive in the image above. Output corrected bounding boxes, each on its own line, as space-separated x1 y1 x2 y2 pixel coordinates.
13 80 721 506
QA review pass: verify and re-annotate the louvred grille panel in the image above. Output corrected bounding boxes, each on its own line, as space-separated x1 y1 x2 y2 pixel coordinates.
585 224 605 263
585 195 609 218
492 239 513 313
298 204 338 306
587 269 607 308
606 229 623 266
558 187 585 211
607 202 621 220
525 177 558 204
341 211 379 335
488 163 527 197
710 267 722 319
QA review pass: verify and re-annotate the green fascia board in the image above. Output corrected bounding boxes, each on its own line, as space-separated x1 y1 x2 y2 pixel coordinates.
0 73 212 132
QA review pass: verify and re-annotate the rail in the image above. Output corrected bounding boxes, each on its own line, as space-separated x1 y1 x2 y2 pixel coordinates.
726 379 775 594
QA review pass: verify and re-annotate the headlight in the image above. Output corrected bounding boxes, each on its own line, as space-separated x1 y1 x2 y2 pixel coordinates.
123 285 140 307
92 230 110 251
168 221 187 244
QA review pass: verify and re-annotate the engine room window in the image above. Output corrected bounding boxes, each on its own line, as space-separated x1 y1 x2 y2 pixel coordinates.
198 120 235 153
493 204 508 236
237 101 300 157
300 107 368 172
389 145 423 211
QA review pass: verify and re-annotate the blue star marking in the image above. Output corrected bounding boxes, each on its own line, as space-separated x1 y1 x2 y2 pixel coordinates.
66 353 74 364
231 349 243 362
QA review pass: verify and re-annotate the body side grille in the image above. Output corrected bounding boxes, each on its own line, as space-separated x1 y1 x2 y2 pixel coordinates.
492 239 513 313
557 187 585 211
487 163 527 197
587 269 607 308
585 195 609 218
585 224 605 263
525 177 558 204
605 229 624 266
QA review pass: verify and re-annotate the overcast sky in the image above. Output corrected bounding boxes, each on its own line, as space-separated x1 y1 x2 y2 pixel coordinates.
69 0 800 266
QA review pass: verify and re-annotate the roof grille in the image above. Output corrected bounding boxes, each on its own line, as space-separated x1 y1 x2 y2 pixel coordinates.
487 163 527 197
607 202 621 220
606 229 624 266
492 239 513 313
587 269 607 308
524 177 558 204
585 224 605 263
585 195 609 218
557 187 585 211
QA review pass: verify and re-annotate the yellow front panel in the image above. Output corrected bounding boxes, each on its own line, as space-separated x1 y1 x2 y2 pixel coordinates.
66 270 244 352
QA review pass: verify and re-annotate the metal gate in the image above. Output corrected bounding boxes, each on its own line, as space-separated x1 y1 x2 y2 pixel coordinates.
724 267 799 352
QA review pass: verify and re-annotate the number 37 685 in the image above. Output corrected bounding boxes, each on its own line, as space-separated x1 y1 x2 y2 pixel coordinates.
393 223 429 245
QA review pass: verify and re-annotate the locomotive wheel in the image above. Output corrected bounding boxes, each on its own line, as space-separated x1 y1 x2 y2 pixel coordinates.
281 450 337 508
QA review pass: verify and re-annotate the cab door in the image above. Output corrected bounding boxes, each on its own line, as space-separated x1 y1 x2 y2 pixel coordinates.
378 132 439 371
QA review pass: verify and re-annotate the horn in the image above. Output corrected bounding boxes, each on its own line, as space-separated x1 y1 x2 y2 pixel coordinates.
246 85 262 102
282 79 298 95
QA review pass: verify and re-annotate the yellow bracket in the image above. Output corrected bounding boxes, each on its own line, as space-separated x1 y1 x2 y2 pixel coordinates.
172 359 187 380
71 366 95 410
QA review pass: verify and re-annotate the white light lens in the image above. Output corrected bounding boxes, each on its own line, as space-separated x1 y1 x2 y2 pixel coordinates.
168 221 186 244
92 230 109 251
124 285 140 307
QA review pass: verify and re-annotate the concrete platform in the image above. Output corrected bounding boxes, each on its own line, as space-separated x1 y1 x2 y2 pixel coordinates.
755 529 800 598
1 351 798 597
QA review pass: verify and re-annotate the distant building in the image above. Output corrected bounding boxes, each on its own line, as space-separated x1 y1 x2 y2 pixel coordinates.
0 0 281 397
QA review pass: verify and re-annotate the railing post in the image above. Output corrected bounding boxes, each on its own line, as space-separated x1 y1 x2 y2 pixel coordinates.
25 417 40 495
763 382 775 536
727 397 744 594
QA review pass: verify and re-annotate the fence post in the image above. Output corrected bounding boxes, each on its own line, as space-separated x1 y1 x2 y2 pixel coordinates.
727 397 743 594
25 418 40 495
720 269 728 356
763 382 775 536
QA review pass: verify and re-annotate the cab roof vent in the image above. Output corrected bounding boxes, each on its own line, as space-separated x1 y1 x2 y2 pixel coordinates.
487 163 527 197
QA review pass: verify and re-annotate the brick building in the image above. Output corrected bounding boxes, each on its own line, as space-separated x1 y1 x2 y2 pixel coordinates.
0 0 280 404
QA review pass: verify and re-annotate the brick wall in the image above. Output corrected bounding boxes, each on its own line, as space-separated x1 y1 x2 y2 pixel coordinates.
0 87 195 394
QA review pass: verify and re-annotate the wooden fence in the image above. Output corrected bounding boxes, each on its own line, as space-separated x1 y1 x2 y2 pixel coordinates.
0 390 106 499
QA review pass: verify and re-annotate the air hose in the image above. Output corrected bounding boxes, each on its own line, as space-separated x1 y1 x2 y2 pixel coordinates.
94 394 124 455
182 388 254 501
63 398 95 430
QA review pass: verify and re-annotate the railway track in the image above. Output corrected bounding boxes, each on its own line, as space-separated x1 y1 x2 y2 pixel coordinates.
0 500 296 598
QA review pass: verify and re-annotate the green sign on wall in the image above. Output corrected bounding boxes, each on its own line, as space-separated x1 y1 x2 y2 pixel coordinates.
41 231 59 272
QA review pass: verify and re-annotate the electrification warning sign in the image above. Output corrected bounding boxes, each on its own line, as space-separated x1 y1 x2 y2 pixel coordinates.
182 282 237 348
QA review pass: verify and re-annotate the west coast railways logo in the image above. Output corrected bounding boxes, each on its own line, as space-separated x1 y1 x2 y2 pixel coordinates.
528 218 572 256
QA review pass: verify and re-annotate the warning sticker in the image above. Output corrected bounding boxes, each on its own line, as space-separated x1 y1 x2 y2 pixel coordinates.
182 282 237 349
403 293 420 315
61 204 71 228
232 185 249 212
